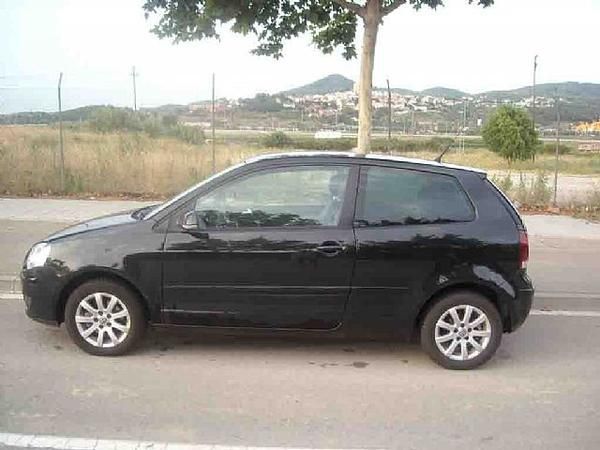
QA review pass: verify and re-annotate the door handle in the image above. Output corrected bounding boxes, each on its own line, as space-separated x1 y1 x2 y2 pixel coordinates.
315 241 346 256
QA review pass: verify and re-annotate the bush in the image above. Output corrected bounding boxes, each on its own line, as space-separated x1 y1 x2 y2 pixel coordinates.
538 142 572 155
170 125 205 145
87 107 205 146
371 137 454 153
262 131 294 148
89 107 143 133
513 172 552 207
491 173 513 193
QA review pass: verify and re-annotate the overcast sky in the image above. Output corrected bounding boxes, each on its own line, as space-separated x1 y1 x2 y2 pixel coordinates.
1 0 599 113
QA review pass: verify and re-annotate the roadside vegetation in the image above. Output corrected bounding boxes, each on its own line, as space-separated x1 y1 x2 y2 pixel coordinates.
0 125 267 197
1 124 600 219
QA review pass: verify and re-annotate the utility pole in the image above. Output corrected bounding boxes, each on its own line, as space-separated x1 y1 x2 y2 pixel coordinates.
57 72 65 192
532 55 538 129
211 72 216 174
386 79 392 149
553 90 560 207
131 66 138 111
461 100 467 152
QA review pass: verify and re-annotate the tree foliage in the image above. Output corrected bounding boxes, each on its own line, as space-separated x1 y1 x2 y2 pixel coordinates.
144 1 492 60
482 106 539 162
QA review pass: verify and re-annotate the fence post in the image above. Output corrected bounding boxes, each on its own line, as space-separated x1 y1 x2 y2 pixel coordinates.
57 72 65 192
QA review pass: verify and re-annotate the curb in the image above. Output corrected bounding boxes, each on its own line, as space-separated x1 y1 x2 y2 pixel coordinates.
0 275 20 294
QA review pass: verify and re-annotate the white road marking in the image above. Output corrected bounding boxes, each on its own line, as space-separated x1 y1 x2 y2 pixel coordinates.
530 309 600 318
0 432 366 450
536 291 600 300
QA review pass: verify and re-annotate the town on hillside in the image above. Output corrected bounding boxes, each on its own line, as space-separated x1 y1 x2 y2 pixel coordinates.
179 75 600 137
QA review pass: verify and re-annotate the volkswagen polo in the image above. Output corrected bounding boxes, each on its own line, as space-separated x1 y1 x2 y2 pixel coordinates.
22 152 533 369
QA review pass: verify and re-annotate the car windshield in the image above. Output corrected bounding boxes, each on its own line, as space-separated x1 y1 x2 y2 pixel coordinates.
143 161 247 220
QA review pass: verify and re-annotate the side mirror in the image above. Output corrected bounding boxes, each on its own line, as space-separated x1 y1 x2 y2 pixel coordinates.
181 211 198 230
181 211 209 239
181 211 208 231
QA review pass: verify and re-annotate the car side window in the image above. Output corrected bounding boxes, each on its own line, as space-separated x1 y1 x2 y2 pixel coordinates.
356 166 474 226
192 165 350 229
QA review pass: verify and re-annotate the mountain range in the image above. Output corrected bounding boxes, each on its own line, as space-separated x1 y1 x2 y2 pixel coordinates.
281 73 600 102
2 74 598 126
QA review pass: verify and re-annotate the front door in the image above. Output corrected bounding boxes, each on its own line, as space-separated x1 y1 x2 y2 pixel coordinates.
162 164 357 329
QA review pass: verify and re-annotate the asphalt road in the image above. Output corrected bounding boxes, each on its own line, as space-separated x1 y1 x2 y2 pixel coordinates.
1 218 600 449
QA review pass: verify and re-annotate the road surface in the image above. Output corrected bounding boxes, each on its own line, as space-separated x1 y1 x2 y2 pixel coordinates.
1 199 599 450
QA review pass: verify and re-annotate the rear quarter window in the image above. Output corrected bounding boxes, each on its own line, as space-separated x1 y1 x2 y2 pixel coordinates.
357 166 475 226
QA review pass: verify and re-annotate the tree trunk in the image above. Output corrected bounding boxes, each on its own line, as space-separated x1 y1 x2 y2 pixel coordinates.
356 0 380 155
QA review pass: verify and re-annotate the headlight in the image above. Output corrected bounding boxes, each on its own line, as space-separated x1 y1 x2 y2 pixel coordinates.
26 243 51 269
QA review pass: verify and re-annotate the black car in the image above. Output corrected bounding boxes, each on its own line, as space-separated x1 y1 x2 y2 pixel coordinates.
22 152 533 369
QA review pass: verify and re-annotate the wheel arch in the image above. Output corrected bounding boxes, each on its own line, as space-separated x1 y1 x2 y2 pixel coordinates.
414 282 510 337
55 269 151 324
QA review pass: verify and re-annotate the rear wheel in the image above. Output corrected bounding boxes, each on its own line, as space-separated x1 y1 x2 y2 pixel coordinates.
64 279 146 356
420 291 502 370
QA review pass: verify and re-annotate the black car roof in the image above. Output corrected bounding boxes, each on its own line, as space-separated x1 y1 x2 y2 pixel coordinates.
244 151 486 175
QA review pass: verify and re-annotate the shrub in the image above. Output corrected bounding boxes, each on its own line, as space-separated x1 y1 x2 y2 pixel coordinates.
262 131 294 148
538 142 571 155
513 172 552 207
491 173 513 193
89 107 143 133
171 125 205 145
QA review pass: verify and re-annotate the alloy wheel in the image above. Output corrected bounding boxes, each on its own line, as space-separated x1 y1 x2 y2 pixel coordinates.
75 292 131 348
434 304 492 361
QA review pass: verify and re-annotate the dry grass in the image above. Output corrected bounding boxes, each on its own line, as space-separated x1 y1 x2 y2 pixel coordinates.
1 125 600 199
416 147 600 175
0 126 273 197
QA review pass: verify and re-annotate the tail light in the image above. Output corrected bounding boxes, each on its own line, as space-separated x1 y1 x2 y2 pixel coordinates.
519 230 529 269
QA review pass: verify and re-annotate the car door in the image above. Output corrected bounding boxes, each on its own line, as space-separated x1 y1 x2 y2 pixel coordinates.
162 163 358 329
349 164 477 334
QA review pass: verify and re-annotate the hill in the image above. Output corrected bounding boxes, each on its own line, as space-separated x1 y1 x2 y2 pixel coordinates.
422 87 468 99
282 74 600 102
480 82 600 101
0 105 115 125
281 74 354 96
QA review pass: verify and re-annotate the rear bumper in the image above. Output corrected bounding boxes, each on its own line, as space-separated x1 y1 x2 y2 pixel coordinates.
506 272 534 332
508 288 533 332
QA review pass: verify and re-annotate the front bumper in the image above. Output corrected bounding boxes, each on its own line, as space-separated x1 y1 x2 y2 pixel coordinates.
21 269 62 326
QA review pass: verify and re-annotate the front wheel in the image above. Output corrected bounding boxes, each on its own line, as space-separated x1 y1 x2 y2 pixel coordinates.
420 291 502 370
64 279 147 356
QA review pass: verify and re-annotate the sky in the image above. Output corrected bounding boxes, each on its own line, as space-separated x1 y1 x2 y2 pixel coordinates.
1 0 599 113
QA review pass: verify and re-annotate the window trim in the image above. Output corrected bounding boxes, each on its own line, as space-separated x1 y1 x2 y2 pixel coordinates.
167 163 360 233
354 164 476 228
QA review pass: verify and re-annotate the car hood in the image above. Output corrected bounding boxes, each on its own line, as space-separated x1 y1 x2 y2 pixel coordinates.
45 211 138 242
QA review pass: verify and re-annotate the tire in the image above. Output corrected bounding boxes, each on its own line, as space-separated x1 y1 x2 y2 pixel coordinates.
64 279 147 356
420 290 502 370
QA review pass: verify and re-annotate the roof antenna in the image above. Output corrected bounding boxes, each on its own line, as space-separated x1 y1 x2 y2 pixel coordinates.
434 120 466 163
435 143 453 163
